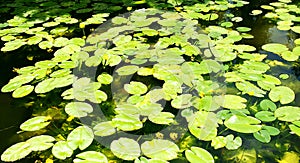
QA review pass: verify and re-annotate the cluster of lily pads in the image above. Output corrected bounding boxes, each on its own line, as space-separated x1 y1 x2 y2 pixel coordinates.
0 0 300 162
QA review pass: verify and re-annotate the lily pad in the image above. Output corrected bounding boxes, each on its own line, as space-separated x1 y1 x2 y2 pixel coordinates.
141 139 179 160
216 95 247 110
74 151 108 163
52 141 73 160
148 112 175 125
275 106 300 122
20 116 51 131
26 135 55 151
67 126 94 150
225 134 242 150
224 115 262 133
112 113 143 131
262 43 288 54
268 86 295 104
65 102 93 118
124 81 148 95
93 121 116 137
116 65 139 76
255 111 276 122
259 99 277 111
111 138 141 160
185 147 214 163
0 142 32 162
289 121 300 136
12 85 34 98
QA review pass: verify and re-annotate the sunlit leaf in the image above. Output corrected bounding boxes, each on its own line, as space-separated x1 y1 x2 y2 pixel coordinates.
67 126 94 150
20 116 51 131
74 151 108 163
185 147 214 163
52 141 73 160
65 102 93 118
111 138 141 160
141 139 179 160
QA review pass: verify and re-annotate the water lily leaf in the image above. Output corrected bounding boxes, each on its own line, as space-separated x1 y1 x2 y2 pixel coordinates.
291 26 300 34
289 121 300 136
216 95 247 110
211 136 227 149
171 94 193 109
262 43 288 54
93 121 116 137
141 139 179 160
97 73 113 85
138 103 163 116
263 126 280 136
74 151 108 163
250 10 263 15
137 67 153 76
116 65 139 76
148 112 175 125
50 69 71 78
275 106 300 122
236 27 251 32
269 86 295 104
52 141 73 160
27 35 43 45
225 135 242 150
255 111 276 122
111 138 141 160
185 147 214 163
59 61 77 68
236 81 266 97
39 40 53 49
0 142 31 162
259 99 277 111
281 50 299 61
231 17 243 22
65 102 93 118
26 135 55 151
124 81 147 95
224 115 262 133
112 113 143 131
35 78 56 93
68 38 85 46
253 130 271 143
20 116 51 131
42 21 60 27
157 19 177 27
112 17 128 25
188 111 218 141
1 81 22 93
54 37 69 47
135 157 169 163
67 126 94 150
12 85 34 98
35 60 57 68
1 39 26 51
257 75 281 91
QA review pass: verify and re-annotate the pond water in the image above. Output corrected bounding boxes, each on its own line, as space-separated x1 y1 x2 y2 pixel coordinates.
0 0 300 162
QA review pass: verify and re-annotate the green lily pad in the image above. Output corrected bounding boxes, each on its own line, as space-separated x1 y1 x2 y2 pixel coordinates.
1 39 26 51
268 86 295 104
141 139 179 160
124 81 147 95
93 121 116 137
35 60 57 68
275 106 300 122
263 126 280 136
225 134 242 150
148 112 175 125
236 27 251 32
262 43 288 54
97 73 113 85
253 130 271 143
259 99 277 111
111 138 141 160
171 94 193 109
112 113 143 131
216 95 247 110
289 121 300 136
34 78 56 94
12 85 34 98
185 147 214 163
224 115 262 133
188 111 218 141
0 142 32 162
1 81 22 93
67 126 94 150
116 65 139 76
27 36 43 45
74 151 108 163
255 111 276 122
26 135 55 151
52 141 73 160
65 102 93 118
236 81 266 97
291 26 300 34
211 136 227 149
20 116 51 131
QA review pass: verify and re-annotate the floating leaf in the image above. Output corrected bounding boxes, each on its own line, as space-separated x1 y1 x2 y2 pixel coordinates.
1 142 31 162
26 135 55 151
225 134 242 150
1 81 22 93
65 102 93 118
262 43 288 54
20 116 51 131
275 106 300 122
74 151 108 163
1 39 26 51
255 111 276 122
141 139 179 160
67 126 94 150
12 85 34 98
52 141 73 160
112 113 143 131
34 78 56 93
289 121 300 136
97 73 113 84
291 26 300 34
116 65 139 76
111 138 140 160
268 86 295 104
185 147 214 163
259 99 277 111
148 112 175 125
211 136 226 149
124 81 147 95
171 94 193 109
93 121 116 137
224 115 262 133
253 130 271 143
216 95 247 110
